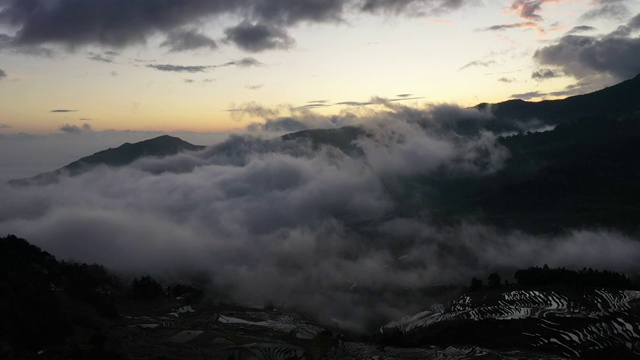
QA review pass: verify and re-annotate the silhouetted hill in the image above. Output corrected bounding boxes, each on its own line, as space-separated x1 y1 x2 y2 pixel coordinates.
9 135 205 186
478 73 640 131
281 126 366 154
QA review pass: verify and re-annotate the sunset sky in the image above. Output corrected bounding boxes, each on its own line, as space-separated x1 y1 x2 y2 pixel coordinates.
1 0 639 134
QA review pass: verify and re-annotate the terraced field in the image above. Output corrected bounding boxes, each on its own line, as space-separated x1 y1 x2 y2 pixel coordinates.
114 301 573 359
382 289 640 359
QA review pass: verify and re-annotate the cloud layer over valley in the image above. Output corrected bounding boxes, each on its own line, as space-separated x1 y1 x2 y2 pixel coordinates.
2 104 640 331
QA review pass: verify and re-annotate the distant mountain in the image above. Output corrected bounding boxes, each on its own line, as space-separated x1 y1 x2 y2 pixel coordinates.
279 74 640 233
477 73 640 132
9 135 204 186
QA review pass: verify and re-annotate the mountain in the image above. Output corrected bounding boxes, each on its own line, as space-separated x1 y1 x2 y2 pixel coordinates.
487 73 640 120
8 135 205 186
279 74 640 234
477 73 640 133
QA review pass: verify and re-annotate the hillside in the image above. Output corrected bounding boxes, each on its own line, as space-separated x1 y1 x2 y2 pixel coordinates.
8 135 205 186
4 235 638 359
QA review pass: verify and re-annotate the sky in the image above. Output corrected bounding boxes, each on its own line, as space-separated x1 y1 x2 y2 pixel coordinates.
1 0 639 136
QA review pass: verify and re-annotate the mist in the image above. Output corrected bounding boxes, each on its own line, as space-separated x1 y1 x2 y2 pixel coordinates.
2 104 639 332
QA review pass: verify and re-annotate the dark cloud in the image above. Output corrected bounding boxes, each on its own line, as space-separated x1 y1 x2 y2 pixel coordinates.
59 123 92 134
510 82 592 100
221 57 263 68
336 100 375 106
0 69 6 79
396 93 412 97
50 109 77 113
459 60 497 70
533 23 640 81
567 25 596 34
482 22 538 31
0 0 471 53
498 77 515 83
160 29 217 52
295 103 331 109
184 79 195 84
87 51 116 63
361 0 469 15
531 68 559 80
510 91 543 100
146 64 211 73
0 33 55 57
580 0 630 20
630 13 640 29
0 123 11 128
223 21 295 52
308 100 329 104
225 102 281 119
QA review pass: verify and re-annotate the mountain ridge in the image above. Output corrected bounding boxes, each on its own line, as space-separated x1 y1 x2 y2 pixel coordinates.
8 135 205 186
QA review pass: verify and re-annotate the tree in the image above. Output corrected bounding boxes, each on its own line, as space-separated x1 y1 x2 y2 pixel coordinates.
131 275 163 300
488 273 502 288
470 277 483 292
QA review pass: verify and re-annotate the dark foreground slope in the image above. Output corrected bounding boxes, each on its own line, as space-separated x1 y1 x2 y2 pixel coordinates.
3 235 640 359
8 135 204 186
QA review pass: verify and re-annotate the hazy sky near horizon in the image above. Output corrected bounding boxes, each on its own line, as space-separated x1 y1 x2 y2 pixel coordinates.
1 0 640 134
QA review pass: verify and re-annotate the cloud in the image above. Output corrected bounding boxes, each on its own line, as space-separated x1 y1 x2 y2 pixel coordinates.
245 83 264 90
87 51 117 63
223 21 295 52
360 0 469 16
482 22 539 31
0 0 471 54
0 123 11 129
531 68 560 80
510 82 591 100
3 105 638 331
220 57 263 68
498 77 516 83
630 13 640 30
160 29 217 52
459 60 497 70
0 33 56 57
59 123 92 134
225 102 282 120
567 25 596 34
533 20 640 81
508 0 560 21
580 0 630 20
146 64 212 73
0 69 6 79
510 91 543 100
50 109 77 113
